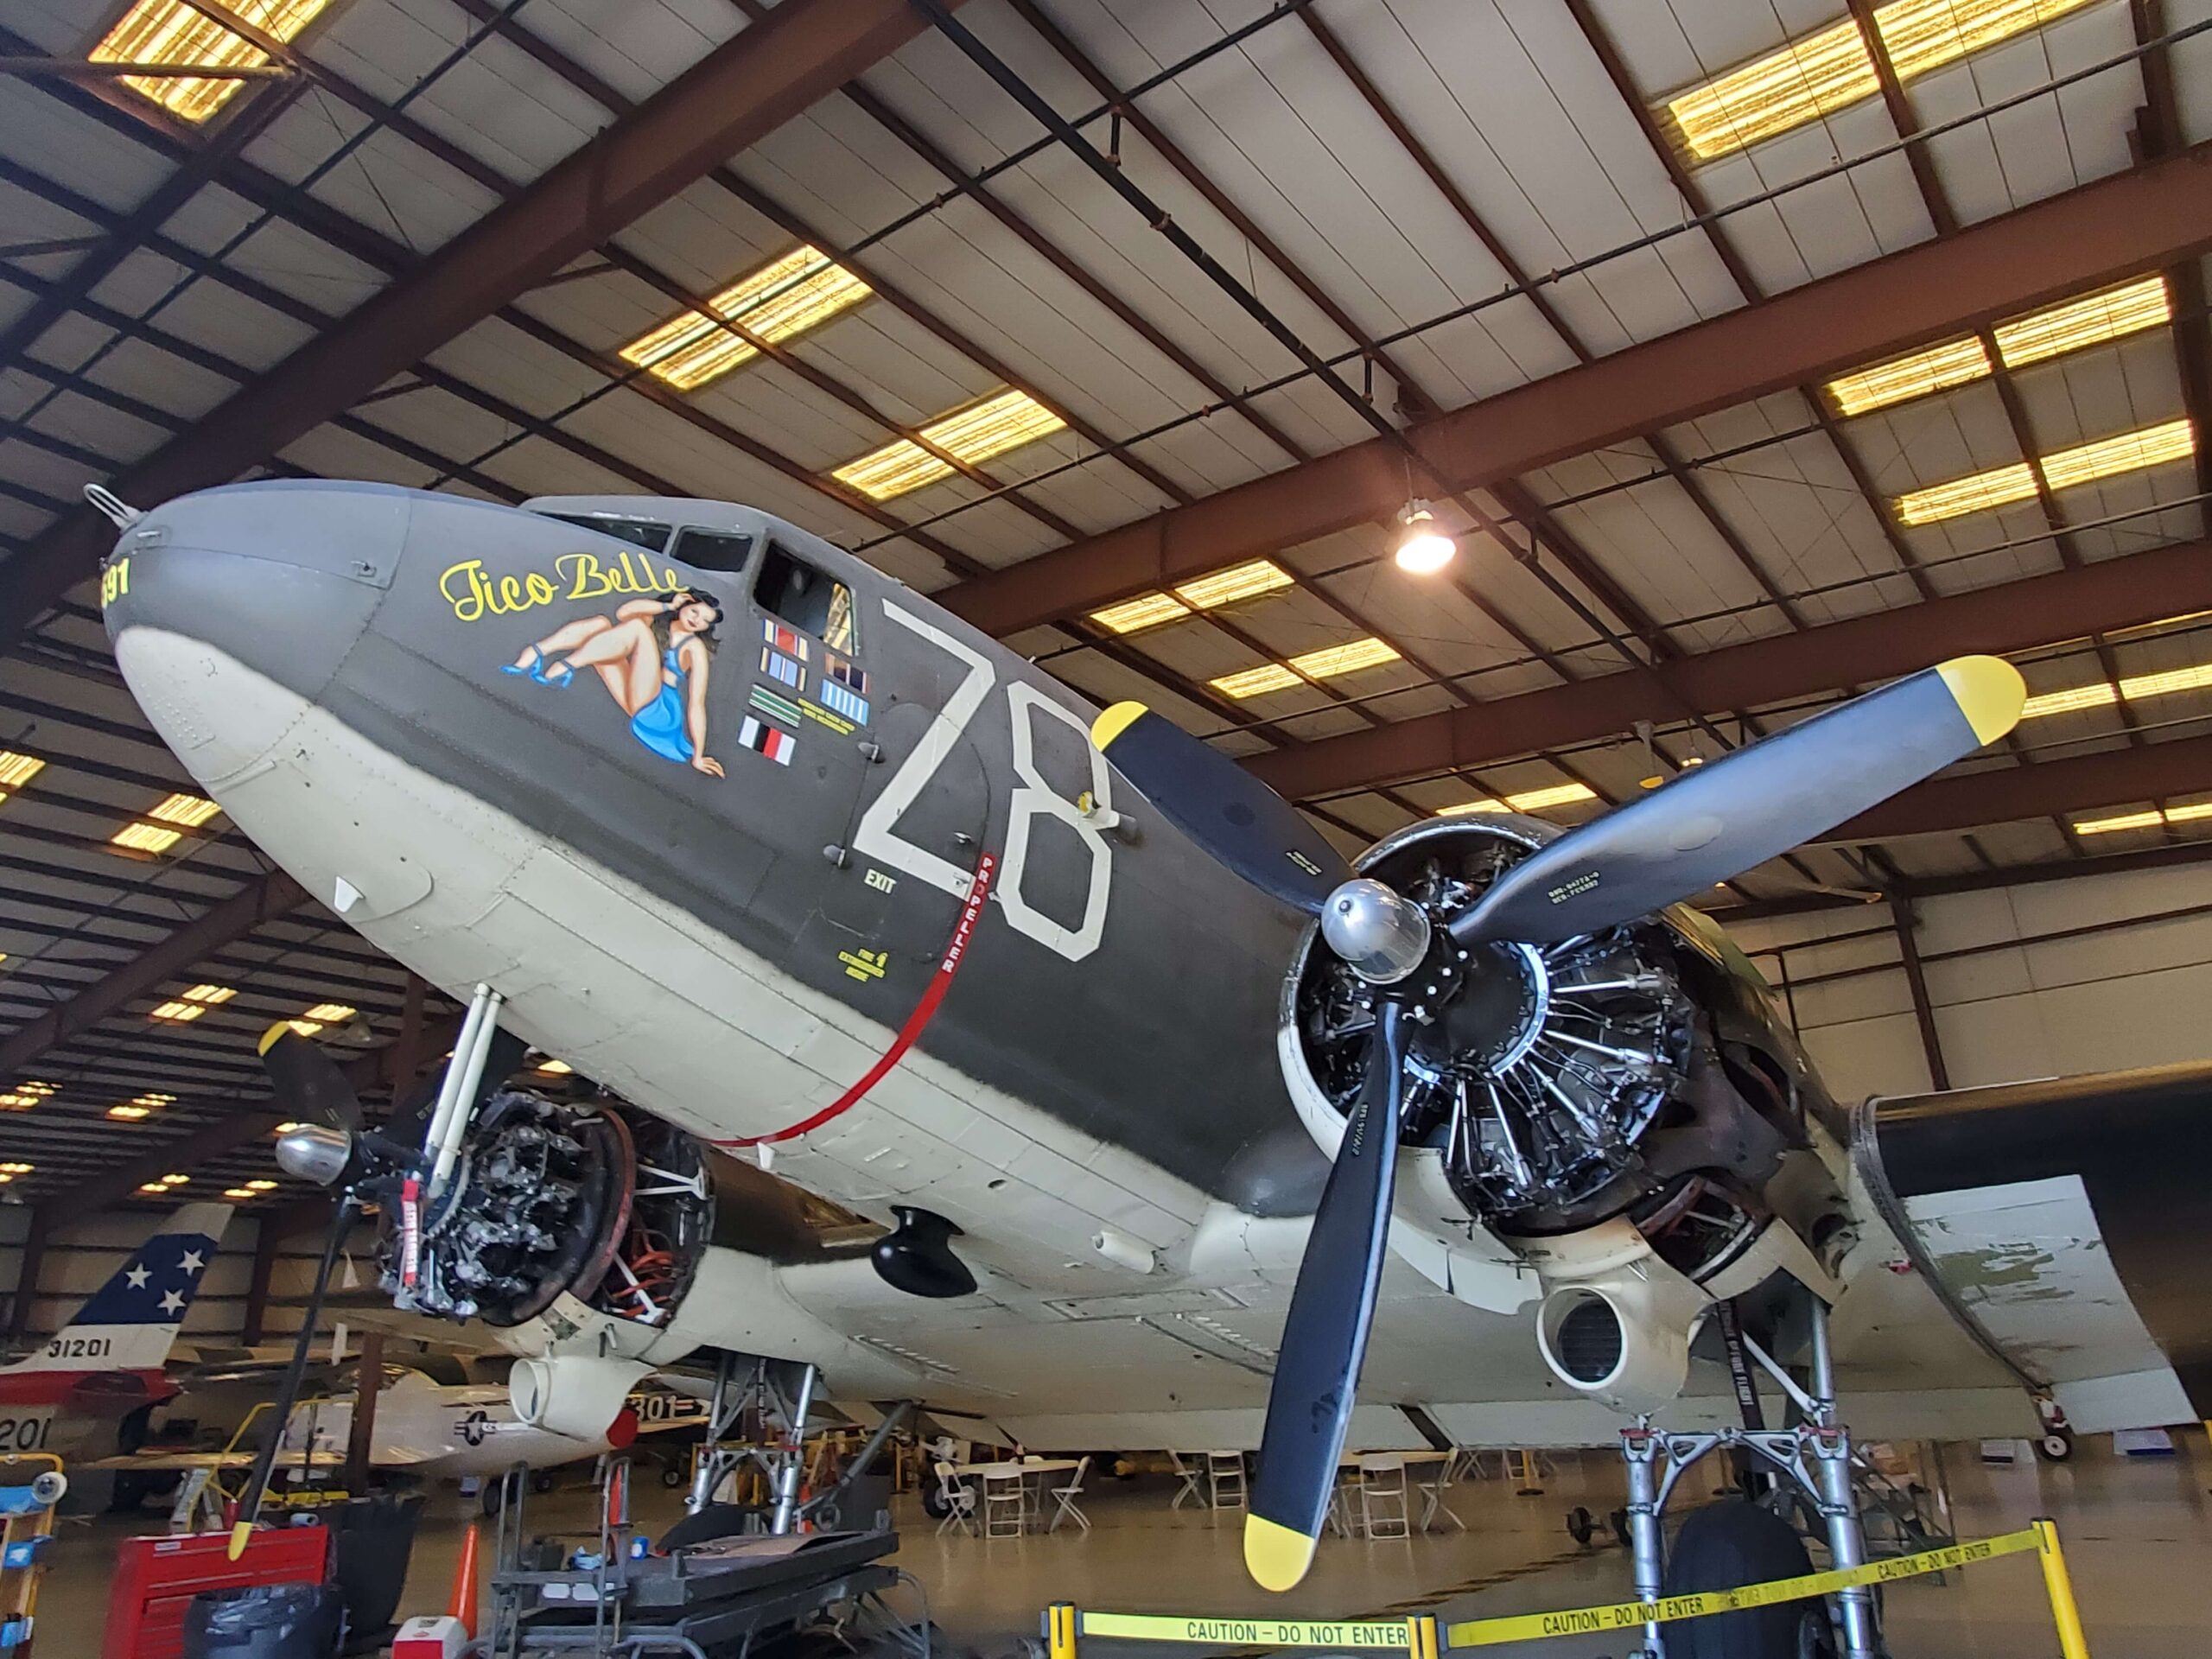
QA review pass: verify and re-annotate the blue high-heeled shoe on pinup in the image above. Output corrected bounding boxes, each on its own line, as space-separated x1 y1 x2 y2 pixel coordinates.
501 645 547 677
535 658 575 687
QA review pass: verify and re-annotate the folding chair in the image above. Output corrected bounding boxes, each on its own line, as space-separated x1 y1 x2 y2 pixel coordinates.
982 1468 1028 1537
1206 1451 1248 1511
1414 1454 1465 1532
932 1461 977 1536
1167 1452 1205 1511
1325 1470 1357 1538
1046 1455 1092 1534
1357 1453 1410 1539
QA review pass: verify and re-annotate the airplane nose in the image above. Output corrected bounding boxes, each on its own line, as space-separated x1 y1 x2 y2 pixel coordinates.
103 481 410 783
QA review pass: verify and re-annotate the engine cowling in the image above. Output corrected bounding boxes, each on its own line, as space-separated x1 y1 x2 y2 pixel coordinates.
388 1093 828 1330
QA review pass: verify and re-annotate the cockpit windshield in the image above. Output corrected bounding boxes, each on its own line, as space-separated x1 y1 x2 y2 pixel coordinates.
540 512 673 553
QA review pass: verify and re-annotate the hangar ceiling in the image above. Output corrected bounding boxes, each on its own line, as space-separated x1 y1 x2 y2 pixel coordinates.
0 0 2207 1216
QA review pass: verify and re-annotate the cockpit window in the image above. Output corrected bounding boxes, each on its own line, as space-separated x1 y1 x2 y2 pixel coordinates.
542 513 672 553
756 540 855 652
670 527 753 575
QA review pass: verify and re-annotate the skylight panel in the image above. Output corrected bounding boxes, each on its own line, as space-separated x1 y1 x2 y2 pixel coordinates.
1663 0 2101 162
1825 277 2172 416
1210 638 1402 699
1174 560 1295 609
90 0 330 124
1090 593 1192 634
832 391 1067 500
1089 561 1297 636
2019 682 2118 719
1211 664 1302 700
620 245 871 391
1992 276 2171 369
1436 783 1599 817
1290 639 1401 678
1895 419 2195 524
113 791 222 855
2076 802 2212 835
1827 339 1992 418
2037 418 2196 493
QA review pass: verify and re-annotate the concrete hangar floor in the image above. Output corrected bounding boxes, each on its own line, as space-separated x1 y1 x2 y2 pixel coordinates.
29 1444 2212 1656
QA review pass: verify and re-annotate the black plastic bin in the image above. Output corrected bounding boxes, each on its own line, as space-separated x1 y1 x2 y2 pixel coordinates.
182 1582 346 1658
319 1492 427 1652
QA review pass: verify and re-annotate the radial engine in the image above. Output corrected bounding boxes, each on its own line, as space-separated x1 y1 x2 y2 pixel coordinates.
1279 817 1852 1410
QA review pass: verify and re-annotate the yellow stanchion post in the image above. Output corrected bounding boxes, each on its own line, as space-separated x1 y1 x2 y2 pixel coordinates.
2032 1518 2093 1659
1408 1614 1439 1659
1048 1603 1077 1659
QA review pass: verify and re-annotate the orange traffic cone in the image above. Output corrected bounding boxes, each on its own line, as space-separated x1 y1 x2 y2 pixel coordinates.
448 1522 482 1638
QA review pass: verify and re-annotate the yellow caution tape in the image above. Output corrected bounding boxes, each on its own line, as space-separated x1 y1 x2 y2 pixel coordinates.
1078 1615 1420 1652
1443 1526 2041 1647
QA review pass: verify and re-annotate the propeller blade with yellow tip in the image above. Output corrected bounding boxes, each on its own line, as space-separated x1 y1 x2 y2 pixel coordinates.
1449 656 2025 948
1244 1001 1410 1591
1090 701 1349 915
258 1020 365 1132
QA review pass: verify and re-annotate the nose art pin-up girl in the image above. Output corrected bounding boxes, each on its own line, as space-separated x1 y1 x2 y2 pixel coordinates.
505 590 726 777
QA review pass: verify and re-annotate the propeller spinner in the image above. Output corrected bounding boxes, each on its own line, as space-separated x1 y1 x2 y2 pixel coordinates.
1090 655 2024 1591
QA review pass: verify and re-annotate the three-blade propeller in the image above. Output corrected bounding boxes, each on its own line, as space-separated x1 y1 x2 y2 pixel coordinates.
1091 655 2024 1591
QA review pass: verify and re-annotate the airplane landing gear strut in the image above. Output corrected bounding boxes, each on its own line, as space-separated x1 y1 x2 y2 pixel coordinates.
683 1352 822 1537
1617 1297 1884 1659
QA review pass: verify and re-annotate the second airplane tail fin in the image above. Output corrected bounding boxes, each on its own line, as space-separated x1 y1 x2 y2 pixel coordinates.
5 1201 233 1376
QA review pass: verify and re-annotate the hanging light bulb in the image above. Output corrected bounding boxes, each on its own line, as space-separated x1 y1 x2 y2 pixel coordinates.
1393 499 1456 574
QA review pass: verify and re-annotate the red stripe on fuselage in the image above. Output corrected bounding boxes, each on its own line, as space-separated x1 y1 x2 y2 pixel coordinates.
719 849 997 1149
0 1368 173 1410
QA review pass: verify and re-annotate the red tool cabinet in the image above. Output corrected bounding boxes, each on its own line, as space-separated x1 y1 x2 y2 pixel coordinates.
104 1528 328 1659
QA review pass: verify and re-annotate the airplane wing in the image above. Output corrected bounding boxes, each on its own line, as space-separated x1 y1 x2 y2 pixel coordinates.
634 1411 709 1436
88 1449 342 1471
293 1296 506 1353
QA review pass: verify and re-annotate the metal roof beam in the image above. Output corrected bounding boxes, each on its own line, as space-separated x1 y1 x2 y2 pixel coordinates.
939 145 2212 639
1840 735 2212 842
27 1013 456 1218
0 0 959 648
1246 534 2212 800
0 869 307 1079
1717 836 2212 921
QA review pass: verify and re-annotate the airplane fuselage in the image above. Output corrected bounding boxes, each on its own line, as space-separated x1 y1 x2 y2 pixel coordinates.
105 485 1319 1288
99 483 2212 1451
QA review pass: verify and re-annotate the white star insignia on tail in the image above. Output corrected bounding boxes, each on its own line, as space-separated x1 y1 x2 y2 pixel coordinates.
159 1288 185 1315
179 1249 205 1274
125 1265 150 1289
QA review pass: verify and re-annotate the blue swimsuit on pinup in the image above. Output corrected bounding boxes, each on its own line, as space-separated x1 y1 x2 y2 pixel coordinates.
629 646 694 763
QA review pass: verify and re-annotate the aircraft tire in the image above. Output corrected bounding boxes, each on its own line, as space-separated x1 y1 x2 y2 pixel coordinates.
480 1482 505 1517
1661 1501 1839 1659
2035 1430 2075 1464
920 1484 952 1520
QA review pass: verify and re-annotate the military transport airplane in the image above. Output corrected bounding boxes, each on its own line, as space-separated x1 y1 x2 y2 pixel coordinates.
0 1202 232 1460
92 480 2212 1623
